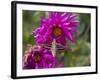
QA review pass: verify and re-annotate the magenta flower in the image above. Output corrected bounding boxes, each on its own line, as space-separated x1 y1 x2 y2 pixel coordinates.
23 46 56 69
32 12 79 49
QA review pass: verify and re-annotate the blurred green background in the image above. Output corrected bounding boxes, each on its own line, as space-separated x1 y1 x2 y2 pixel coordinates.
23 10 91 67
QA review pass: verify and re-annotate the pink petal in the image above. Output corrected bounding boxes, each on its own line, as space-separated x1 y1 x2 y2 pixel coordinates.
49 12 55 18
55 12 60 18
65 31 76 44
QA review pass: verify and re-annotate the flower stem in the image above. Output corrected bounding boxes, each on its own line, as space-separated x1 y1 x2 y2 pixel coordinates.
51 39 57 56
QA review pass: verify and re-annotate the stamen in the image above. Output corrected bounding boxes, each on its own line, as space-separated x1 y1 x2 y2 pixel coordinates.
53 28 62 36
35 55 40 62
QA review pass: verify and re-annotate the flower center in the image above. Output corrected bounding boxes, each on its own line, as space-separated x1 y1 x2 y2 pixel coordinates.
53 27 62 36
35 55 40 62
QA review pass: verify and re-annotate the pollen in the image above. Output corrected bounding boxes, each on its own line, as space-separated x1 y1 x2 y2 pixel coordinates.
53 27 62 36
35 55 40 62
